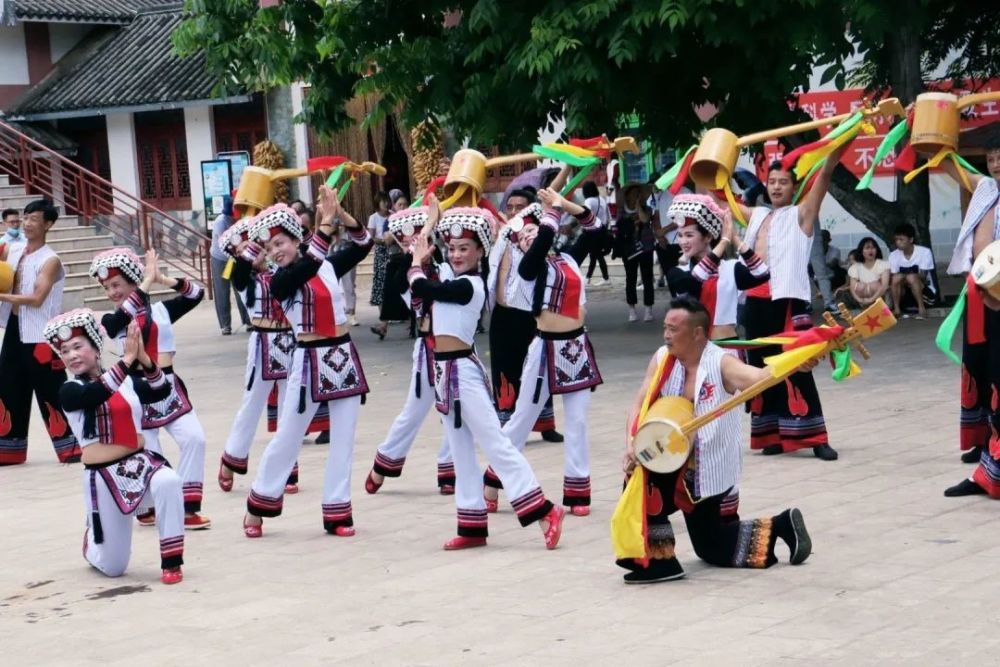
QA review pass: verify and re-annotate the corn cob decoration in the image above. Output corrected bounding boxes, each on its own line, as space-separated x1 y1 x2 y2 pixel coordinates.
252 140 290 204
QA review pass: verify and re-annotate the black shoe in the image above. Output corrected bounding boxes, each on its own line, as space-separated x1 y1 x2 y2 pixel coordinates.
540 429 564 443
944 478 986 497
961 446 983 464
370 326 386 341
315 431 330 445
762 444 784 456
775 508 812 565
813 444 839 461
623 558 685 584
221 327 232 336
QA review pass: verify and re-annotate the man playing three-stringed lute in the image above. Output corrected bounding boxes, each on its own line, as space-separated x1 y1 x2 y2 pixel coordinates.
617 297 813 584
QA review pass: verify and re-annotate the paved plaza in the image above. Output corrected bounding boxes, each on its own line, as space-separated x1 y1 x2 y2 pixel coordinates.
1 288 997 665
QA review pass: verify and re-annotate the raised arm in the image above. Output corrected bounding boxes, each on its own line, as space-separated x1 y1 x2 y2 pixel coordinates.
798 142 850 236
517 209 559 281
941 157 984 192
314 184 373 278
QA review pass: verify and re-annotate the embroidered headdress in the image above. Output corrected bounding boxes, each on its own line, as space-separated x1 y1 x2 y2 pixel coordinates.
44 308 105 354
89 247 144 285
387 207 429 242
667 194 725 240
506 202 544 234
248 204 303 244
437 207 495 254
218 219 252 257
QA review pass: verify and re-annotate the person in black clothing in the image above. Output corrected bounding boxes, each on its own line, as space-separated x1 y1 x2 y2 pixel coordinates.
612 184 656 322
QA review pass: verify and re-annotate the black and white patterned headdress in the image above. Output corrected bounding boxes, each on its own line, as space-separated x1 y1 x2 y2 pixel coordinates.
89 247 144 285
388 207 429 242
249 204 303 244
667 194 725 240
506 202 543 233
44 308 105 354
438 207 495 254
218 219 251 257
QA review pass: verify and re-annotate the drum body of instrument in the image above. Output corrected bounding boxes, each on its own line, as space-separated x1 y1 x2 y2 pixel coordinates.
632 396 695 474
972 239 1000 301
0 260 13 294
691 128 739 190
234 166 276 214
910 92 960 156
444 149 487 206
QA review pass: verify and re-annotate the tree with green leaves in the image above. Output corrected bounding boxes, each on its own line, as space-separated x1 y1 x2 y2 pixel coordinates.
175 0 1000 249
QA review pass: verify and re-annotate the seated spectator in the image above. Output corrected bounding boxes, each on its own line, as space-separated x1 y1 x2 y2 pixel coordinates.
888 223 936 319
847 237 890 309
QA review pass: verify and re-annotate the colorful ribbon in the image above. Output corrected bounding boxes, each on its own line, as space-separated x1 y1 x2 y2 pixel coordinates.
654 145 697 193
856 117 910 190
935 282 967 365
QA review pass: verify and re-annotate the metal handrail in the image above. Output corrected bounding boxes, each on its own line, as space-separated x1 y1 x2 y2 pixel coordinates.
0 119 213 295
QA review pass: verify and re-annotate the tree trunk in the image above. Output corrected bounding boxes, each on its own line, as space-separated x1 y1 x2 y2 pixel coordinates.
826 3 932 249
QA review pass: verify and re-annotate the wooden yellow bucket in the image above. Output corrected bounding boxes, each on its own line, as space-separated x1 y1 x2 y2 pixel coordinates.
0 260 13 294
234 166 277 214
632 396 695 473
443 149 487 207
691 128 740 190
972 239 1000 301
910 92 960 156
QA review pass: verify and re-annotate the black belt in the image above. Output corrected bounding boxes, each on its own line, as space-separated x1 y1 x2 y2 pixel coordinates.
537 327 585 341
249 325 292 333
434 348 473 360
297 332 351 349
83 448 156 469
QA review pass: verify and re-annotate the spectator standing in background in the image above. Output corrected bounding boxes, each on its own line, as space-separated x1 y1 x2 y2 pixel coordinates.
612 184 656 322
581 181 610 285
374 190 413 339
1 208 24 254
368 192 392 339
209 195 250 335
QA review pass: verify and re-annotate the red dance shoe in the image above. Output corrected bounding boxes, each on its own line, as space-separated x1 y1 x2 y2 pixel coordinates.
329 526 356 537
439 484 455 495
543 506 565 550
364 470 383 495
184 513 212 530
243 515 263 539
161 567 183 585
484 494 499 513
217 462 233 493
569 505 590 517
443 536 487 551
136 509 156 526
284 483 300 494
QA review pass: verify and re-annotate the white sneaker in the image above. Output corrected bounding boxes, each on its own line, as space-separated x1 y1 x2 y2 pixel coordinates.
628 307 638 323
644 307 654 322
590 278 606 287
349 315 359 327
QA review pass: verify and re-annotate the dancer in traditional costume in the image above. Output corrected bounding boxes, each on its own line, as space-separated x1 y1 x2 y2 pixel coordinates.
484 191 602 516
489 188 563 443
243 187 372 538
666 194 769 340
943 141 1000 497
407 204 565 550
941 146 1000 465
90 248 211 529
618 297 812 583
0 199 80 464
365 199 456 494
49 310 185 584
723 151 847 461
216 219 301 494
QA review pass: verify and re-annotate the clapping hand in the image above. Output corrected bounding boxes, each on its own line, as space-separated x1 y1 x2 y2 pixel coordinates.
411 233 433 266
316 185 340 229
123 322 142 366
537 188 563 210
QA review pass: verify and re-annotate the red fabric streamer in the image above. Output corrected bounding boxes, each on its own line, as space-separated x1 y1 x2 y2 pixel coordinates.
700 276 719 339
306 156 348 172
424 176 446 200
569 136 611 158
669 149 696 194
894 143 917 173
966 274 987 345
780 136 833 173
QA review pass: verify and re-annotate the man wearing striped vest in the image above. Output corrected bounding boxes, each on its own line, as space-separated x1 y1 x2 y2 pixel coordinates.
0 199 80 464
